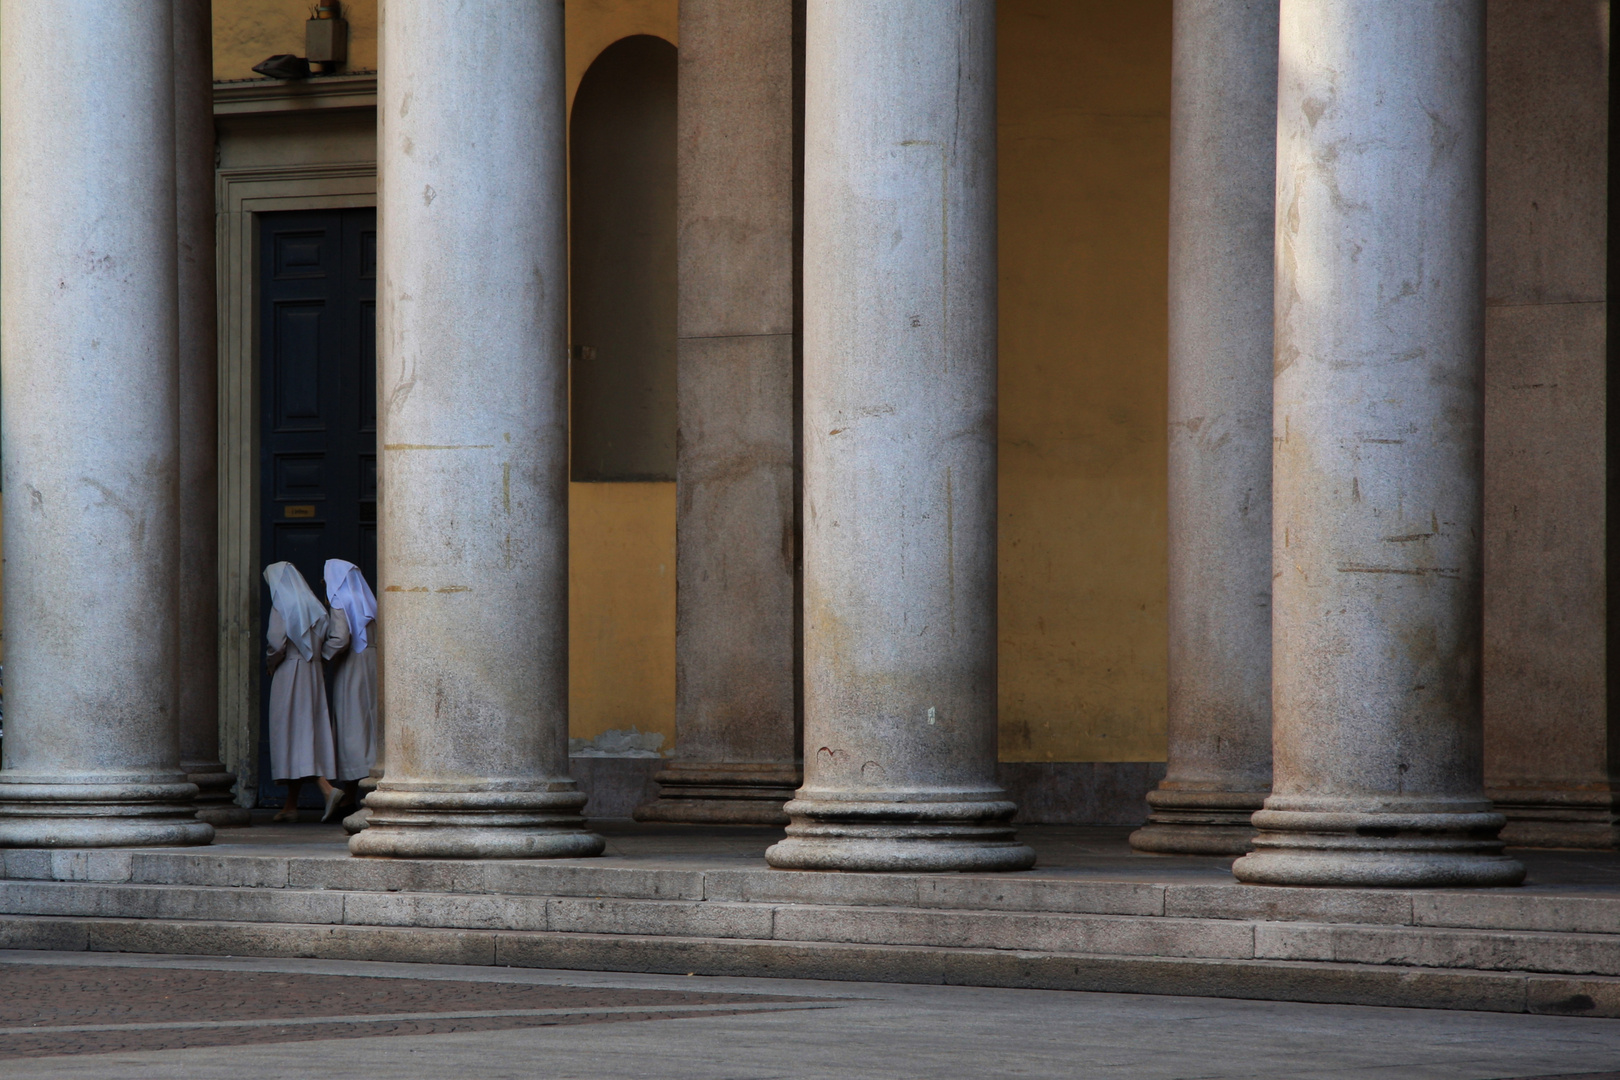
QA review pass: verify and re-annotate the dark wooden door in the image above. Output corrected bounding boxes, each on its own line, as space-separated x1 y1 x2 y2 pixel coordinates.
258 207 376 804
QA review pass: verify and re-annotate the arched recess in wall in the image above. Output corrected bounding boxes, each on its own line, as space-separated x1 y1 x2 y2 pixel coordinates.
570 34 677 481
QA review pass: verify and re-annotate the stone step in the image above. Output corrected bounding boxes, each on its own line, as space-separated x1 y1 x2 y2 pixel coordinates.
2 912 1618 1019
5 848 1617 935
4 878 1620 978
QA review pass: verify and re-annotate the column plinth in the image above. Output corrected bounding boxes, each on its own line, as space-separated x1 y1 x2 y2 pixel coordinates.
351 0 599 860
1231 0 1520 888
0 0 211 848
637 763 799 826
764 0 1031 874
1130 0 1278 858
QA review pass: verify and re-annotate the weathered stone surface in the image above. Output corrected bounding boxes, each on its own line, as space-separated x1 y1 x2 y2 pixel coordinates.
353 0 599 860
343 891 548 933
1133 0 1276 860
770 906 1254 959
1414 891 1620 935
547 898 774 941
1235 0 1522 888
0 0 212 849
133 853 288 889
636 0 801 828
1164 885 1412 926
769 0 1031 874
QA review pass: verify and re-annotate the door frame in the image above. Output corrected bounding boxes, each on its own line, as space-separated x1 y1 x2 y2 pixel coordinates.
216 161 375 807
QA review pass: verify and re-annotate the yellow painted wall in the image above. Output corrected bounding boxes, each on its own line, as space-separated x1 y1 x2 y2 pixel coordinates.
214 0 378 80
565 0 679 748
996 0 1172 763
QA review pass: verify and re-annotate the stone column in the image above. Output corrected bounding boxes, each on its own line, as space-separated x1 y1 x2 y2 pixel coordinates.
351 0 601 859
175 0 245 828
766 0 1033 873
1233 0 1522 887
1130 0 1277 858
0 0 212 847
634 0 801 826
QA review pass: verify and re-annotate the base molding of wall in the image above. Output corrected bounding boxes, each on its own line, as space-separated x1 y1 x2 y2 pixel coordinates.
570 757 1163 825
1488 785 1620 850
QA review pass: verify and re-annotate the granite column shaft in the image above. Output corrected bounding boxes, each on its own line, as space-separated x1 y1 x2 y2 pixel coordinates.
766 0 1033 873
0 0 212 847
1131 0 1278 858
175 0 245 828
351 0 601 859
1233 0 1521 887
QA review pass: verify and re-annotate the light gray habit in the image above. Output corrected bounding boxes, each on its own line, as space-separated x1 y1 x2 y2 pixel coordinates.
265 607 348 782
327 608 379 782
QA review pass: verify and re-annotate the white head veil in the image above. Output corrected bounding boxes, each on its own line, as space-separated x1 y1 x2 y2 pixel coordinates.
324 558 378 653
264 561 329 662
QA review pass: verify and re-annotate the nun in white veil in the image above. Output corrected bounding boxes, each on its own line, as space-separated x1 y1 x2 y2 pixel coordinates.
263 561 348 822
324 559 379 810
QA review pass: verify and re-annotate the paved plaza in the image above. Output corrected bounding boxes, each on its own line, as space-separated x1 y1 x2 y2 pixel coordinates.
0 949 1616 1079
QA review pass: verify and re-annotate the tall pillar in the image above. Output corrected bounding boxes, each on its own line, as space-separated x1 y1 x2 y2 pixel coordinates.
766 0 1033 873
0 0 212 847
1233 0 1522 887
634 0 802 826
175 0 245 828
351 0 601 859
1130 0 1277 858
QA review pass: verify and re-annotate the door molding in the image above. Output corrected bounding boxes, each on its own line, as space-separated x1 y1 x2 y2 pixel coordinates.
217 162 376 806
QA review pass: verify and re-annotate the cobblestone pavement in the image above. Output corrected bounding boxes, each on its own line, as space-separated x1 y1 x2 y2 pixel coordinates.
3 951 1620 1079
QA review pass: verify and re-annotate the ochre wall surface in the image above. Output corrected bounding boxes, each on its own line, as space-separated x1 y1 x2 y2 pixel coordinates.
565 0 680 749
996 0 1172 763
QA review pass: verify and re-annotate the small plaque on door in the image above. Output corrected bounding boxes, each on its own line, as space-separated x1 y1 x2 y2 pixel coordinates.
284 505 317 519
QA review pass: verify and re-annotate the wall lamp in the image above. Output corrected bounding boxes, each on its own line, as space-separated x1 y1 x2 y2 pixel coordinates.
252 1 348 81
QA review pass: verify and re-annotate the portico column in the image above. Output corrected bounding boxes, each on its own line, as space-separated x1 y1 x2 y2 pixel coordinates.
0 0 212 847
766 0 1033 873
175 0 245 828
635 0 802 825
1233 0 1522 887
1130 0 1277 857
351 0 601 859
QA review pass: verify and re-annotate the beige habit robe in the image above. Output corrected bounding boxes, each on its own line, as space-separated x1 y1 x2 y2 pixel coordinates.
265 607 348 782
327 608 379 782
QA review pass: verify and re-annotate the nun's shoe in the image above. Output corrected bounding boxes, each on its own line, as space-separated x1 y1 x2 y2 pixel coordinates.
272 807 298 823
322 787 345 823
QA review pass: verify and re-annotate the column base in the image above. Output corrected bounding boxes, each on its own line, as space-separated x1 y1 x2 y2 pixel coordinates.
1487 785 1620 850
633 762 800 826
349 781 604 859
1231 802 1525 887
765 791 1036 872
0 774 215 847
184 760 251 828
343 771 382 835
1128 787 1266 856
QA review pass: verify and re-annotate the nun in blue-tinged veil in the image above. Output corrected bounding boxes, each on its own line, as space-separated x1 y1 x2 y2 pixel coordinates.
324 559 379 817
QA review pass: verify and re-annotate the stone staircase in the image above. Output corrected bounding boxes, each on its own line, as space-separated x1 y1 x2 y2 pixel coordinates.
1 843 1618 1017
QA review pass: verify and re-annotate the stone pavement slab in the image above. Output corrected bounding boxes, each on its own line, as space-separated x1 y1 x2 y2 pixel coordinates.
2 950 1619 1079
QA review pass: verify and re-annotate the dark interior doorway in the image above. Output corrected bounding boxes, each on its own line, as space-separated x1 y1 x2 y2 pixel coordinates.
257 207 377 806
569 34 678 481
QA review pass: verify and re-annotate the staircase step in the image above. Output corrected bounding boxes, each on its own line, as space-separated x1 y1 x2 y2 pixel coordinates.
6 849 1619 934
3 877 1620 978
2 912 1618 1018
